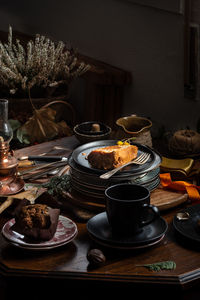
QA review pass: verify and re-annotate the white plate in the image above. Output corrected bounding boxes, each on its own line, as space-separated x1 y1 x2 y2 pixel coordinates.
2 215 78 249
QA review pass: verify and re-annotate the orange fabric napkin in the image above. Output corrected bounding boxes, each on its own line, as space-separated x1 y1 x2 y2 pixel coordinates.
160 173 200 202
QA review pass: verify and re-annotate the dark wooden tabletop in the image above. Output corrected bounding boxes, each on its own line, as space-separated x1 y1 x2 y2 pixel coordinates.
1 136 200 299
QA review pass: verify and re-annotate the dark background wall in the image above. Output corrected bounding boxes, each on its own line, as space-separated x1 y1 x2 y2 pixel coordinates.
0 0 198 132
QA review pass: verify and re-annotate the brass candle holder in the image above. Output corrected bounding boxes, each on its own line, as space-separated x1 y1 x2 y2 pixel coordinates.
0 99 24 196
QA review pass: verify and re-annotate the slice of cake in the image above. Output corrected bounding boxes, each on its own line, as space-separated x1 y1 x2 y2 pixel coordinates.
87 144 138 170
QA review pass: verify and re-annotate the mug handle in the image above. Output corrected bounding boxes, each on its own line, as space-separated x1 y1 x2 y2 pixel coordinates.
141 203 160 227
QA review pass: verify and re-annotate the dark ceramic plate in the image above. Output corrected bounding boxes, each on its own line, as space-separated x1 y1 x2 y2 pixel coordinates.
68 154 160 182
69 153 160 184
70 169 160 191
72 140 161 176
173 204 200 243
70 172 160 199
87 212 168 247
70 179 160 200
89 233 165 250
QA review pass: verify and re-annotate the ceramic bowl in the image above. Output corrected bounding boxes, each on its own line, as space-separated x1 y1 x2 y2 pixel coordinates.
73 121 111 144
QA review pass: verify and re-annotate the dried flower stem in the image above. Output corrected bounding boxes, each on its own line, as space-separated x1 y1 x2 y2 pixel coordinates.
0 26 90 97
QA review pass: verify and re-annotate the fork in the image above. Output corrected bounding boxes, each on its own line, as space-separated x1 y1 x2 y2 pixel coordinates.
99 152 151 179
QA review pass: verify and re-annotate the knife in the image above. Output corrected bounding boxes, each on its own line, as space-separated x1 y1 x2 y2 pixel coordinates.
19 155 68 162
19 160 68 176
21 161 69 179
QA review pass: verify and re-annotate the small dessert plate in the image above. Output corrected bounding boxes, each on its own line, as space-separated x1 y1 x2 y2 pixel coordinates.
2 215 78 249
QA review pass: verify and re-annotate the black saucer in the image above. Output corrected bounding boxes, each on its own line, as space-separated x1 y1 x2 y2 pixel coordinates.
173 204 200 243
87 212 168 249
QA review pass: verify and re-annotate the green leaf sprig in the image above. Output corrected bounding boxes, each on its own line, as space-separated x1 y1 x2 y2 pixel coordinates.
42 174 71 196
137 261 176 272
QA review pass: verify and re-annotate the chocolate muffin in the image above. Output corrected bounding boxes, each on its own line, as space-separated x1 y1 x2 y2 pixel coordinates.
11 201 60 241
17 204 51 230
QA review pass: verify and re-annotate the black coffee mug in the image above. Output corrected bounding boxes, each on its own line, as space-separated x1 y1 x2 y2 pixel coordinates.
105 183 159 237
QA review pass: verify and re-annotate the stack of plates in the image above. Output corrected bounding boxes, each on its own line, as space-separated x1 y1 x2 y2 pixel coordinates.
68 140 162 200
2 215 78 251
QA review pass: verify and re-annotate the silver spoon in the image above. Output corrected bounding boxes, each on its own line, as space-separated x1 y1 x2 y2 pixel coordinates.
48 168 59 175
176 212 190 221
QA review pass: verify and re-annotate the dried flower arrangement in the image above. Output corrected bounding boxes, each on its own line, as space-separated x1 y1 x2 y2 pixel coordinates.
0 26 90 98
0 26 90 147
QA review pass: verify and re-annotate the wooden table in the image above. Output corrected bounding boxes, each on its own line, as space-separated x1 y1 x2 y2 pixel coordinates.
0 136 200 299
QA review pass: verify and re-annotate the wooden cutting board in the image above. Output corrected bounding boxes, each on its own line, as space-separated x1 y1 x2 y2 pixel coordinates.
150 186 188 211
62 186 188 220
